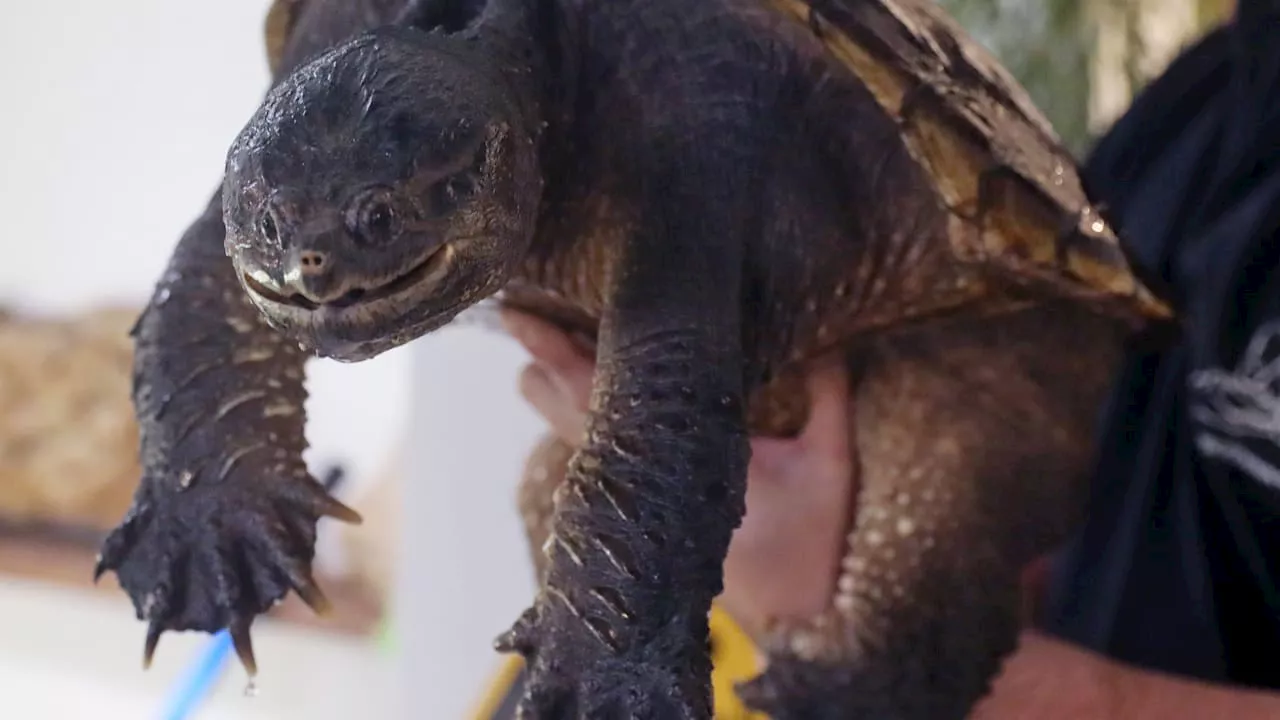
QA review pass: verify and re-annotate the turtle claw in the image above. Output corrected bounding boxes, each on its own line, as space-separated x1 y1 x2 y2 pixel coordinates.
97 469 344 676
493 606 537 654
516 659 708 720
310 493 362 525
500 599 712 719
142 619 164 670
95 501 150 584
230 616 259 677
289 482 363 525
291 574 332 616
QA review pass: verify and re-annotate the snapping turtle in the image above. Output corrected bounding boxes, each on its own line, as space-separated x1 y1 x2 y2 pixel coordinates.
95 0 1173 717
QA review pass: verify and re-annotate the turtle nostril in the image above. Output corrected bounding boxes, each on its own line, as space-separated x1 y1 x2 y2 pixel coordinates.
298 250 328 276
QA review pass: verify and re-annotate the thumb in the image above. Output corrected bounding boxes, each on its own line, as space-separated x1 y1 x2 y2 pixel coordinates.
795 355 852 461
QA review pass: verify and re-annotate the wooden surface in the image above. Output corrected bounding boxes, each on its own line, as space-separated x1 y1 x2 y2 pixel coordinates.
0 529 384 637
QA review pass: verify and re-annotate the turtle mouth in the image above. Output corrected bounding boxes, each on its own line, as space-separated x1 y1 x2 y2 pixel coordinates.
243 244 453 312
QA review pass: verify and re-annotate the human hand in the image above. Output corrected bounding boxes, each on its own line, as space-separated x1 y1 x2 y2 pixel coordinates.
501 309 856 641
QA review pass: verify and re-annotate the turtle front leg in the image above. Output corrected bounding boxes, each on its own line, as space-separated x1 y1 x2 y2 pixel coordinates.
501 333 747 712
95 192 358 674
501 326 750 718
499 161 752 719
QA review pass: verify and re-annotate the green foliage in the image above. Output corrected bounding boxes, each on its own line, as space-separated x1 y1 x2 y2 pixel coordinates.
937 0 1096 157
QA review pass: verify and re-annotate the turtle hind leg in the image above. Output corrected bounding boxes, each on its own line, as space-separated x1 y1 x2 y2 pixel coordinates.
737 466 1024 720
740 306 1117 720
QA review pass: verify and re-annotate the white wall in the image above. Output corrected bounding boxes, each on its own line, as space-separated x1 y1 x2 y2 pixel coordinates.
0 2 542 717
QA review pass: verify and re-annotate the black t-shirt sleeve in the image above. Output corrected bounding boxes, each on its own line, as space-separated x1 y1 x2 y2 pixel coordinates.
1040 15 1280 690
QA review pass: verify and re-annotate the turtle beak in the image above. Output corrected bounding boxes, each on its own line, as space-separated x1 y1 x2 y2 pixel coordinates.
241 264 288 298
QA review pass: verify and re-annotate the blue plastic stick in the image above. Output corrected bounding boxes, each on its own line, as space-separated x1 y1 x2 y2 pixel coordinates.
157 629 234 720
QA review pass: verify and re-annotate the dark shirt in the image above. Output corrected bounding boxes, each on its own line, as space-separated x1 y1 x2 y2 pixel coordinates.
1042 2 1280 689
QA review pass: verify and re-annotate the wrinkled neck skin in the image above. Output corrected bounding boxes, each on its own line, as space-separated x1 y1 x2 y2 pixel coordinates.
432 0 579 190
401 0 583 336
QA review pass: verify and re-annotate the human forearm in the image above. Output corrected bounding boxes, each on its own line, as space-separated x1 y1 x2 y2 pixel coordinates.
972 630 1280 719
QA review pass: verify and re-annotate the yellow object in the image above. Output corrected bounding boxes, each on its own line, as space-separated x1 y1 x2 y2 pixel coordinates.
470 604 766 719
470 652 526 720
707 603 769 719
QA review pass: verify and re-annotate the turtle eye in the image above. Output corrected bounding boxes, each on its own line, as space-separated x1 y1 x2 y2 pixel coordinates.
365 202 394 236
350 191 401 245
260 210 280 243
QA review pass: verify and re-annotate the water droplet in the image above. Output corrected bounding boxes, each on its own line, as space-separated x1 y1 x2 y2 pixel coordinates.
156 287 172 305
177 471 194 490
1051 163 1065 186
244 679 259 697
1090 220 1105 233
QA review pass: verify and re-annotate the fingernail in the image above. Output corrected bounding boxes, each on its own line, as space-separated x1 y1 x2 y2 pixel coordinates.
538 362 569 390
501 313 542 352
519 362 560 402
499 310 529 337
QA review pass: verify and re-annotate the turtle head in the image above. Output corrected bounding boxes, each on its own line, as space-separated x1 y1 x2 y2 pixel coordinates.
222 27 541 362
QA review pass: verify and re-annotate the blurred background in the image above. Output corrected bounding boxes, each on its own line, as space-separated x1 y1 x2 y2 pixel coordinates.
0 0 1234 718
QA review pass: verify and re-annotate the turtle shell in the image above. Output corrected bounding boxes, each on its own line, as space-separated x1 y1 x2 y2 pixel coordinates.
766 0 1173 325
262 0 1171 326
264 0 306 77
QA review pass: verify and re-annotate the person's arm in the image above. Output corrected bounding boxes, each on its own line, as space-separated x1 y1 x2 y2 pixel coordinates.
974 629 1280 719
500 307 1280 720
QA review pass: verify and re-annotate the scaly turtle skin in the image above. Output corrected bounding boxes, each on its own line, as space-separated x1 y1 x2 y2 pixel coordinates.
96 0 1174 718
93 0 411 675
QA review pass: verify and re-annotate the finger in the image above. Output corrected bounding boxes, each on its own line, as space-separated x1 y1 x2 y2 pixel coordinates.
747 435 802 485
795 355 852 460
547 355 595 415
519 364 589 447
500 310 594 377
